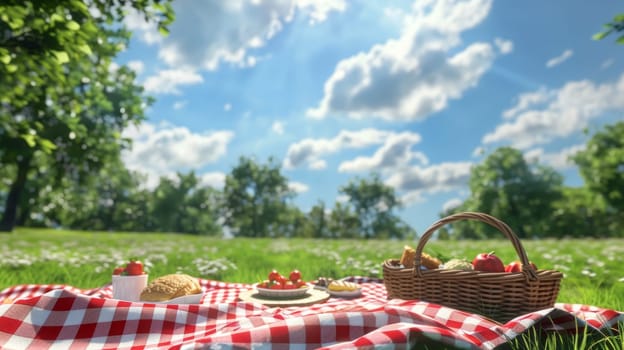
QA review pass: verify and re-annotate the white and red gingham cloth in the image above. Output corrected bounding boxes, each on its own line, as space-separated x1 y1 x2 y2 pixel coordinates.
0 277 621 349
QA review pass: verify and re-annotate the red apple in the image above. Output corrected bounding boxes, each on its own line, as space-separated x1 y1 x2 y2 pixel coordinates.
505 260 537 273
472 251 505 272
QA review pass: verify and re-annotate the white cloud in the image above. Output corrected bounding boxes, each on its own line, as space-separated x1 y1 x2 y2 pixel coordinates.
310 159 327 170
122 122 234 189
545 49 573 68
335 194 349 203
501 88 550 120
199 172 226 189
494 38 513 54
288 181 309 193
272 121 285 135
127 1 345 71
442 198 463 213
123 9 162 45
173 101 187 110
601 58 614 70
283 128 392 169
224 103 232 111
143 69 204 95
295 0 347 24
285 130 430 181
483 73 624 149
127 60 145 75
338 132 427 173
524 144 585 170
386 161 473 204
307 0 502 121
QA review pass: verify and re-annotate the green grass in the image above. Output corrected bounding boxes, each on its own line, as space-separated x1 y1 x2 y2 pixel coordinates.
1 228 623 310
1 228 622 348
503 321 624 350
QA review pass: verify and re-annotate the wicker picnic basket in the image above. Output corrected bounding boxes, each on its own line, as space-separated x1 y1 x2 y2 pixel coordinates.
383 212 564 323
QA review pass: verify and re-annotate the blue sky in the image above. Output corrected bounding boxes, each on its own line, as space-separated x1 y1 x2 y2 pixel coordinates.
115 0 624 234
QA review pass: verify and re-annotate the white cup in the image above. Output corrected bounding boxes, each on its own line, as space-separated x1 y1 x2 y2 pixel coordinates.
112 274 148 301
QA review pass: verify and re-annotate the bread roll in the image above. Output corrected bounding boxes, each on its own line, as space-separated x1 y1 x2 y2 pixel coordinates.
420 252 442 270
399 245 416 267
140 274 201 302
399 245 442 269
328 280 359 292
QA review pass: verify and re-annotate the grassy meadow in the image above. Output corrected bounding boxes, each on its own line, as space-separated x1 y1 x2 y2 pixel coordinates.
1 227 623 312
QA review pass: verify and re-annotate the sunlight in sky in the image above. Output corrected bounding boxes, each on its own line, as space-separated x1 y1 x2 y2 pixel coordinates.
116 0 623 233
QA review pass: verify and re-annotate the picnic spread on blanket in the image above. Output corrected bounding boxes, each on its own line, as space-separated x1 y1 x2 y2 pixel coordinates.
0 212 622 349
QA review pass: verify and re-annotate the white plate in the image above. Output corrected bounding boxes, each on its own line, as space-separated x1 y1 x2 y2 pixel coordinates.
156 293 204 304
328 288 362 298
314 284 363 298
254 283 310 298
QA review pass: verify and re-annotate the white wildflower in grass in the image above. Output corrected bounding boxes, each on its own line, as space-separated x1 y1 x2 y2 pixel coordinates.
268 241 292 253
344 257 357 267
8 258 34 268
587 257 606 268
581 268 596 278
309 247 342 265
192 257 237 276
553 264 570 271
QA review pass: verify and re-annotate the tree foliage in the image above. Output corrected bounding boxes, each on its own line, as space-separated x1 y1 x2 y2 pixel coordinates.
551 187 611 238
593 13 624 44
0 0 174 231
572 122 624 234
446 147 563 239
573 122 624 209
223 156 294 237
339 174 415 239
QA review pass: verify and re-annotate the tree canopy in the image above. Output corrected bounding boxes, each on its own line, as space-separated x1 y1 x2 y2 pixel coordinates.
572 122 624 233
445 147 563 239
593 13 624 44
222 156 294 237
0 0 174 231
339 174 414 239
573 122 624 209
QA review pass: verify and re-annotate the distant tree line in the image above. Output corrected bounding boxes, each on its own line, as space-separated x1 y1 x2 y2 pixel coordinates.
0 152 417 239
1 121 623 239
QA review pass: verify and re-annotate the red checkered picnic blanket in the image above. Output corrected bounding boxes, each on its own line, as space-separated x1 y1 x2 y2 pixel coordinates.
0 277 621 349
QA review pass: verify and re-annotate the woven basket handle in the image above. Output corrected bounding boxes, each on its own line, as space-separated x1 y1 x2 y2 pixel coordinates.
414 212 538 280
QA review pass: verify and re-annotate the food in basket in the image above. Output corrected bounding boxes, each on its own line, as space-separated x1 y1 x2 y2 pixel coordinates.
441 258 474 270
384 212 564 323
328 280 360 292
505 260 537 272
472 251 505 272
399 245 442 269
140 274 201 302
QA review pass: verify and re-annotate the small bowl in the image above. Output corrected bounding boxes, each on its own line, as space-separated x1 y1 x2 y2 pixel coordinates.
254 283 310 298
112 274 148 301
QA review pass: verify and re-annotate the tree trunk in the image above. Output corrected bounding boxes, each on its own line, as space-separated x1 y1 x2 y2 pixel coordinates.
0 155 32 232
